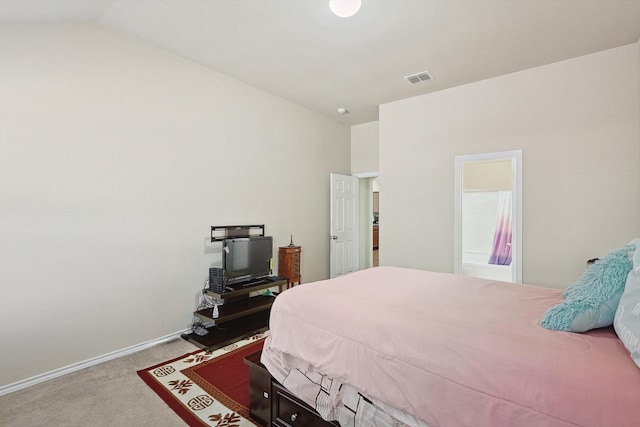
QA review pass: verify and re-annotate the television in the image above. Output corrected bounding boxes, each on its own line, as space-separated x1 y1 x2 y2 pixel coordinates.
223 236 273 285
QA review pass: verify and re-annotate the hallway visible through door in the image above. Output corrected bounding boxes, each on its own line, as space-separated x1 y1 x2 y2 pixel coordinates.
373 181 379 267
356 175 379 270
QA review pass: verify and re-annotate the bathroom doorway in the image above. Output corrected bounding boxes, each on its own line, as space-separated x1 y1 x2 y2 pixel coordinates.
454 150 522 283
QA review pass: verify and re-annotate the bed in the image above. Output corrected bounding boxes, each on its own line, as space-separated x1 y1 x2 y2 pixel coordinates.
260 266 640 427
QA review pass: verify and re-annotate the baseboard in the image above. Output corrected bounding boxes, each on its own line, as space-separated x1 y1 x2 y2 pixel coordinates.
0 329 189 396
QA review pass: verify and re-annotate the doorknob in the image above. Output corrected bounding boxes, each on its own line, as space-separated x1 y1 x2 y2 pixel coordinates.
330 235 338 240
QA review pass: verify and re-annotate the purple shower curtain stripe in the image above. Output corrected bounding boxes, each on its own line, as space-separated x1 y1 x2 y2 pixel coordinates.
489 191 512 265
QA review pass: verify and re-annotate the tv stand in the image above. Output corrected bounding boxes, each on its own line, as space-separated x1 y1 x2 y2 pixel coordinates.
181 277 286 351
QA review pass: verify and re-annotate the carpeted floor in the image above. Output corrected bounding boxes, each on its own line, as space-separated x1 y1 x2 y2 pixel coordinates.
0 337 196 427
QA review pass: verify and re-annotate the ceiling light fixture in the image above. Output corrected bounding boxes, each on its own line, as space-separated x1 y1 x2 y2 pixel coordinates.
329 0 361 18
337 107 349 115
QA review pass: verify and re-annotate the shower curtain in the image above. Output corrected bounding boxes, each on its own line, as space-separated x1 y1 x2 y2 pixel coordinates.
489 190 512 265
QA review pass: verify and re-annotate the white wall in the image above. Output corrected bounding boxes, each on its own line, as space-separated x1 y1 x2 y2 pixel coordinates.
351 121 379 175
0 23 350 387
380 43 640 288
351 121 379 270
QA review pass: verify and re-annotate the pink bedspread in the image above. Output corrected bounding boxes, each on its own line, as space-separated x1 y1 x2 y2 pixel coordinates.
261 266 640 427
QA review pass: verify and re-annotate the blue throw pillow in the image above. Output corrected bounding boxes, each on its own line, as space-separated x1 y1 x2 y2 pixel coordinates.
614 239 640 368
540 243 636 332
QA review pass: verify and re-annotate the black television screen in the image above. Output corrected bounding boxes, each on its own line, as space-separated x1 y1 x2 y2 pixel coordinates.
223 236 273 284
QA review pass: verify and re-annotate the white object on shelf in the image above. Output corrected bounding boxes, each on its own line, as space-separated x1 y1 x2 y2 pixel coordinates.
212 303 219 318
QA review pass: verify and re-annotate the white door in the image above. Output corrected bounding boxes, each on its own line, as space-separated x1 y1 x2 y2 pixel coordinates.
330 174 359 278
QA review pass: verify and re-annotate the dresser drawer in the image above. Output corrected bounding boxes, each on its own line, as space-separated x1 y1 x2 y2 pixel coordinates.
290 255 300 266
278 246 302 287
272 383 335 427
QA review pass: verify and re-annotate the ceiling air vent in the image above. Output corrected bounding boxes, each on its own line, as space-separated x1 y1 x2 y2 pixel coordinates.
404 70 433 84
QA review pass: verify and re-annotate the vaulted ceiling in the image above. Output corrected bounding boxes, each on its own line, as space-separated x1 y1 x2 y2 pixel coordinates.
2 0 639 125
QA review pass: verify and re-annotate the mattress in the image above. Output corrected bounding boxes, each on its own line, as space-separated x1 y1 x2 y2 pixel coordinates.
260 266 640 427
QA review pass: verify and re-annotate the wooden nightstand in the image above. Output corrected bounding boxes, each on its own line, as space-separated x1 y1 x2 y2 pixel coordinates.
278 245 301 292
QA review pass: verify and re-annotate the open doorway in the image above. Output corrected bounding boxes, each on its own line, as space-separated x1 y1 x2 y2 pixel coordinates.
373 179 379 267
454 150 522 283
357 176 379 269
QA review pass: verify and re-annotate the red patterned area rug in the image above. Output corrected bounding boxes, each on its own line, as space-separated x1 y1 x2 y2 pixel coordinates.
138 332 267 427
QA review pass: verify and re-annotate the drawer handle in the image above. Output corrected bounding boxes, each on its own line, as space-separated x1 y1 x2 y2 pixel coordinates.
291 413 299 422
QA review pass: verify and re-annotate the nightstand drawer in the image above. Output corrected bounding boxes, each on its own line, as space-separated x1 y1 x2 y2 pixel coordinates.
272 383 335 427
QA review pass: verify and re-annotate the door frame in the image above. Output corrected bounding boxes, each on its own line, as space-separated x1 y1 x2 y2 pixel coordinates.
453 150 522 283
354 172 379 269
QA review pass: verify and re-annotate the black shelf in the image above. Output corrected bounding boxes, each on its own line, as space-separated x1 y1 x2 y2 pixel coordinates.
181 310 271 352
211 224 265 241
195 295 275 325
183 274 285 352
205 278 284 300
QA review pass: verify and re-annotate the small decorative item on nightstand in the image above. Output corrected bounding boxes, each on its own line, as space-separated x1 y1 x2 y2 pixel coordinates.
278 245 301 292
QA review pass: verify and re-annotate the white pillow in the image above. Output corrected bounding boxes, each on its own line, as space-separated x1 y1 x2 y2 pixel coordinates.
614 238 640 368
